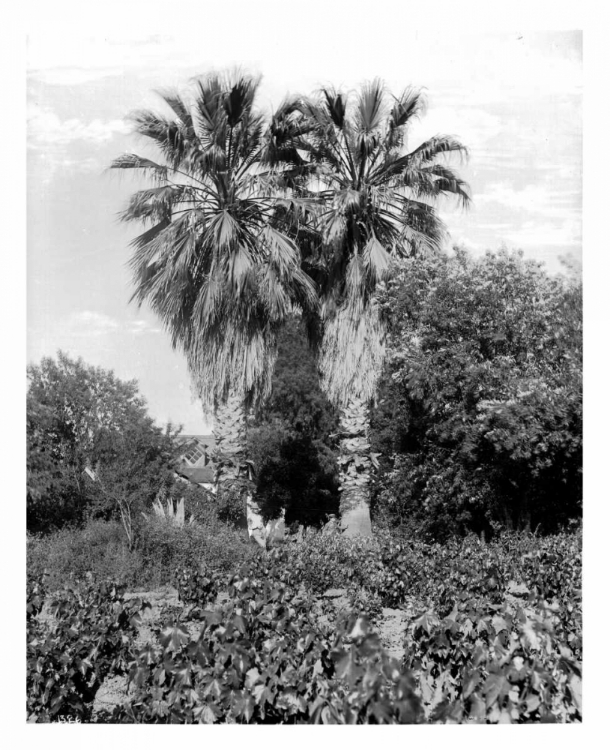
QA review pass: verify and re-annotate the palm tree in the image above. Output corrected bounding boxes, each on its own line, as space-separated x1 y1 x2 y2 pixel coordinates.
296 80 471 535
110 71 317 537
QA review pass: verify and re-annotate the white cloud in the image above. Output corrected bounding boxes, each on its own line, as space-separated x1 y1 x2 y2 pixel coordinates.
476 181 580 220
27 34 210 86
129 319 162 335
501 218 581 250
66 311 162 338
28 103 130 146
72 311 120 335
409 105 504 153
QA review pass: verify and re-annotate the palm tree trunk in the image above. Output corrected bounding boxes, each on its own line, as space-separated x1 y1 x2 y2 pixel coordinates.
338 396 373 537
212 393 269 547
212 393 248 489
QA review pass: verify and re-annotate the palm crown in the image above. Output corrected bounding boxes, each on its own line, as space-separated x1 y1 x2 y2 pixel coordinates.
294 80 471 403
111 72 317 410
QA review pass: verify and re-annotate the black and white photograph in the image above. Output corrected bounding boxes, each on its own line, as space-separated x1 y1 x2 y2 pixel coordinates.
15 0 599 738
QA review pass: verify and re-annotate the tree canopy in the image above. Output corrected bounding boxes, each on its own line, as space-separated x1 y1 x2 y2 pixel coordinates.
111 71 318 412
294 80 471 404
248 317 340 527
371 248 582 538
27 352 178 534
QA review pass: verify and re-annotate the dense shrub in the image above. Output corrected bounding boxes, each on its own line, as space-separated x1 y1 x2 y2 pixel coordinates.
173 484 220 527
248 317 341 526
239 527 582 623
27 576 149 722
26 528 581 724
373 248 582 538
27 352 179 535
27 515 258 593
254 431 339 526
172 564 221 613
27 521 144 590
405 596 581 723
106 575 422 724
136 517 257 588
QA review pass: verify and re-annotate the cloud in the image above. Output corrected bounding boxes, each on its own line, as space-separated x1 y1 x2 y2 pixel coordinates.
71 311 120 336
501 218 581 250
410 105 504 152
129 319 162 335
27 33 208 86
66 311 162 339
28 103 130 146
476 181 580 220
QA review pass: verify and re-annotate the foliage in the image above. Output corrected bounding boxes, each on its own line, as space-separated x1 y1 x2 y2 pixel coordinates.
112 72 318 413
248 317 340 526
293 80 470 405
172 564 220 614
27 515 257 593
251 317 340 444
254 432 339 526
405 595 581 723
105 575 422 724
143 495 195 527
27 576 149 722
27 521 145 591
237 527 581 624
135 517 257 588
26 528 581 724
27 352 179 535
373 247 582 537
170 483 218 526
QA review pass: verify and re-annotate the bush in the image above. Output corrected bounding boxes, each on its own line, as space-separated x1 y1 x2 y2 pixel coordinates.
27 520 145 590
136 517 257 588
238 527 582 623
373 249 582 538
28 511 260 594
26 528 581 724
27 576 149 722
105 574 422 724
405 596 581 723
172 564 221 613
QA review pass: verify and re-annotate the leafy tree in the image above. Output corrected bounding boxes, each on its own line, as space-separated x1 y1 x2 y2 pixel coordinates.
27 352 178 535
373 247 582 538
293 80 470 535
247 317 340 526
111 72 318 531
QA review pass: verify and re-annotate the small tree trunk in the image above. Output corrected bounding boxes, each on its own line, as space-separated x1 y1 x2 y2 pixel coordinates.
338 396 373 537
118 499 135 551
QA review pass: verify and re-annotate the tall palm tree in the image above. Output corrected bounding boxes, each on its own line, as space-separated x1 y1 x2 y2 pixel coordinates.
296 80 471 535
110 71 317 536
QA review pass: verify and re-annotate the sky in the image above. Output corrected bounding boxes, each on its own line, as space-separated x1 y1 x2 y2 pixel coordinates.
25 13 582 434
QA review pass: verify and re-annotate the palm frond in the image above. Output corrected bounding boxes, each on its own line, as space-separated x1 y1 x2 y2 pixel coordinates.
207 209 242 252
419 164 471 208
389 87 426 129
110 154 169 183
319 302 386 405
355 79 387 133
363 233 392 283
320 86 347 129
408 135 469 166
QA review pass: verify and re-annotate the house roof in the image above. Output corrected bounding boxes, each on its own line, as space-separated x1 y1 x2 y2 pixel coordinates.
176 435 215 460
174 434 216 484
176 465 215 485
